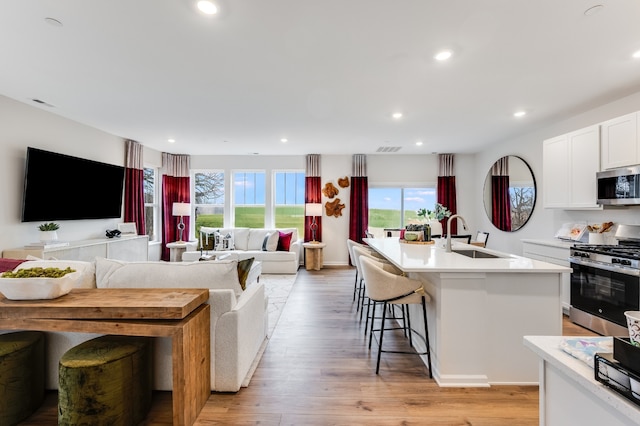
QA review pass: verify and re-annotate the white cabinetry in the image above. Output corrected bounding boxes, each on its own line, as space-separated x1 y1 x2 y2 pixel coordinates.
601 111 640 170
543 125 601 209
2 235 149 261
522 239 572 315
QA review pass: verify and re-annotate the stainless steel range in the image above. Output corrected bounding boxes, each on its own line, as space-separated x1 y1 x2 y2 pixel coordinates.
569 224 640 336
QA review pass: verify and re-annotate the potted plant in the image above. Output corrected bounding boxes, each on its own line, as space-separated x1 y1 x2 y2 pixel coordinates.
417 203 451 236
38 222 60 242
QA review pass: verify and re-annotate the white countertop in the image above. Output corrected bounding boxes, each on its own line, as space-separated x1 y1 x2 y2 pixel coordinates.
524 335 640 424
365 238 571 273
521 238 577 249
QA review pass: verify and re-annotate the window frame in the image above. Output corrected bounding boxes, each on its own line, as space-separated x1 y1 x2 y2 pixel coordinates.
143 166 160 242
272 169 306 236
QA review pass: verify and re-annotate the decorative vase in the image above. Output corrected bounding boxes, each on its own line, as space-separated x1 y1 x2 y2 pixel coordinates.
429 219 443 237
39 230 58 242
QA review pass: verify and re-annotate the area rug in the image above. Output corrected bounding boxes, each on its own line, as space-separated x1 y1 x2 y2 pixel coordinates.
241 272 298 387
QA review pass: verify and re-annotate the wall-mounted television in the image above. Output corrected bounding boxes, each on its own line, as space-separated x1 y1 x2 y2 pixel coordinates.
21 147 125 222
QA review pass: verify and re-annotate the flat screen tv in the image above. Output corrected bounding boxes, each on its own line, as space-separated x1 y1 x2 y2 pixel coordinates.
21 147 125 222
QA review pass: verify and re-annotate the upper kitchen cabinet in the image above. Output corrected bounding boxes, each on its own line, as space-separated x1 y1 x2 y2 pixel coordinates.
543 125 601 209
601 111 640 169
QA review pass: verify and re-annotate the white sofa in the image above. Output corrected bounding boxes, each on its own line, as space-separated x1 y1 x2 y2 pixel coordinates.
182 227 302 274
4 257 267 393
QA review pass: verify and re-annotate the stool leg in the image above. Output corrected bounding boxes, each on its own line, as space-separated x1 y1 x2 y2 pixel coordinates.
376 301 388 374
406 307 413 347
368 302 377 349
422 297 433 378
353 270 359 301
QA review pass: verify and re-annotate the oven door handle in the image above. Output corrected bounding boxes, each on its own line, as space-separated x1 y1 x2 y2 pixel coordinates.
569 257 640 277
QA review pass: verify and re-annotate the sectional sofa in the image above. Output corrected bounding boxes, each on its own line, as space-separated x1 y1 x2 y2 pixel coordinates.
182 227 302 274
0 256 267 393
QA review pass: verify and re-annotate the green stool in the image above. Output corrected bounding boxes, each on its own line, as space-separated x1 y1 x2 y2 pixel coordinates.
58 335 153 426
0 331 45 426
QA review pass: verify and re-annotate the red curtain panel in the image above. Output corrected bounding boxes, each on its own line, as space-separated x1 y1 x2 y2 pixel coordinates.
161 175 190 261
492 175 512 231
349 176 368 244
124 167 145 236
304 176 322 242
437 176 458 235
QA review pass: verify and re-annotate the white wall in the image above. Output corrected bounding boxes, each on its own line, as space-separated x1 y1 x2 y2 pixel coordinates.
476 90 640 255
0 96 127 249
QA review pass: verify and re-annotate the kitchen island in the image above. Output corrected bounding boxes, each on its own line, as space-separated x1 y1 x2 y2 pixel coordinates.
365 238 571 387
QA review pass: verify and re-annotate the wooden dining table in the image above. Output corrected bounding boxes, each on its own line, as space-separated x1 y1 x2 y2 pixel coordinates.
0 288 211 426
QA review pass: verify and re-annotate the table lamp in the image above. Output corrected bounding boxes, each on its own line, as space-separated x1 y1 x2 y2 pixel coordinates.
172 202 191 243
305 203 322 243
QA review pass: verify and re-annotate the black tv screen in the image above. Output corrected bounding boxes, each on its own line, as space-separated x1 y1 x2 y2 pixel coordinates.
21 147 125 222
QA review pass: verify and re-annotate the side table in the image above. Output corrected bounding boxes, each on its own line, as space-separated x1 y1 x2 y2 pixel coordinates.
166 241 196 262
303 242 326 271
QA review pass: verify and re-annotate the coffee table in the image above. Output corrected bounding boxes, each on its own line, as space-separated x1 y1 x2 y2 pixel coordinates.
0 288 210 426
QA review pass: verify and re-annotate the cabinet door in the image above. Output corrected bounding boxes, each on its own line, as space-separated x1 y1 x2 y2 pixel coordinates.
543 134 570 208
601 112 638 169
568 125 600 208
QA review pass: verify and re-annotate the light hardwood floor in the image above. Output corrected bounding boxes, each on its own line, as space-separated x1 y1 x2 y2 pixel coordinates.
23 267 597 425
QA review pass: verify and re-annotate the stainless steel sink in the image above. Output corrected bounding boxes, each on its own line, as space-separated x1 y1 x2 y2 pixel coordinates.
452 249 501 259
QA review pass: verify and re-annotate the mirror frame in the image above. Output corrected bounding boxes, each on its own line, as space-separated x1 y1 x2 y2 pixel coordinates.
482 155 537 232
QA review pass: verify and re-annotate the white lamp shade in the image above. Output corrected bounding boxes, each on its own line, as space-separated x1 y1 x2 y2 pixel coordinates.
172 202 191 216
305 203 322 217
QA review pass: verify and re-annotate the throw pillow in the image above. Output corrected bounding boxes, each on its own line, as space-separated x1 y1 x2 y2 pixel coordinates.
214 231 226 251
236 257 255 290
199 230 218 251
222 232 235 250
262 232 279 252
0 258 27 273
277 231 293 251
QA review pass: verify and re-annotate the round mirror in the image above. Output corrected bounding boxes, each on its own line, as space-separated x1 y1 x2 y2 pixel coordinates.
483 156 536 232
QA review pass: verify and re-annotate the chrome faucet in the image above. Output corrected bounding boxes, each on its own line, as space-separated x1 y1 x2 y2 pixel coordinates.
446 214 469 252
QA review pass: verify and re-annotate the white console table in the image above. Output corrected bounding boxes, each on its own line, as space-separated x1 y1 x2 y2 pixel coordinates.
2 235 149 261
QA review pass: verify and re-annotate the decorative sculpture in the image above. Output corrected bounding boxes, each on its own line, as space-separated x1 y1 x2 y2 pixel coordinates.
322 182 339 199
325 198 345 217
338 176 350 188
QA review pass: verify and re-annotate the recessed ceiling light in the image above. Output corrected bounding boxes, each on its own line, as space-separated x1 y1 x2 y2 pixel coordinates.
281 138 288 143
584 5 604 16
168 139 176 143
197 1 218 15
513 111 526 118
392 112 403 119
434 50 453 61
633 50 640 59
416 141 423 146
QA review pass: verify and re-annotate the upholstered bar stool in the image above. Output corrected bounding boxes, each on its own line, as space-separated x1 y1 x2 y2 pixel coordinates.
58 335 153 426
352 245 404 332
359 256 433 377
0 331 45 425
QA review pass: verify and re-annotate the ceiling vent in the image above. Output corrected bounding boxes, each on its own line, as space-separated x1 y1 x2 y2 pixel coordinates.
376 146 402 153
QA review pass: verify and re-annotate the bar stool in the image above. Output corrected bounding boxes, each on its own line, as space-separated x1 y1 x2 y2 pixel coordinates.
359 256 433 377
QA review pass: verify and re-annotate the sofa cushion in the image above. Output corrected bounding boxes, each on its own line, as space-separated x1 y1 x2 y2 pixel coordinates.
14 259 96 289
231 228 250 251
277 231 293 251
94 257 243 298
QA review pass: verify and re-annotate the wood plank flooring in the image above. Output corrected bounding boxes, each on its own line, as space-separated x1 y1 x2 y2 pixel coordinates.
21 267 597 425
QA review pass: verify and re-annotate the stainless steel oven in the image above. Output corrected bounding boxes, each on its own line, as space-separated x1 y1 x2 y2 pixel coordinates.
569 224 640 336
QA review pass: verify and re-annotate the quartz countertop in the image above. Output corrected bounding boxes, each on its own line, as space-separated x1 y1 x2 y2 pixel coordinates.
524 335 640 424
365 238 572 273
521 238 576 249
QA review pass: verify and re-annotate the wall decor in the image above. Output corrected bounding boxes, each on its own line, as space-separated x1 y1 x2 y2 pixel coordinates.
322 182 339 198
325 198 345 217
338 176 350 188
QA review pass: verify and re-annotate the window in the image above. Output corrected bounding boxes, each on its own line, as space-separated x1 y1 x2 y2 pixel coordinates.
368 186 436 238
233 171 265 228
143 167 158 241
194 171 225 236
274 171 305 237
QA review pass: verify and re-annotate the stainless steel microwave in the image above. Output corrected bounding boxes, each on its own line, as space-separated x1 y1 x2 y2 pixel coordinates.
597 165 640 205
